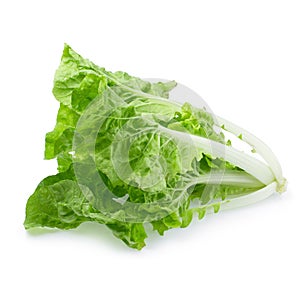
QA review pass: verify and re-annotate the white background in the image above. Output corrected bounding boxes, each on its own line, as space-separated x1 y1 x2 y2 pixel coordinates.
1 1 299 299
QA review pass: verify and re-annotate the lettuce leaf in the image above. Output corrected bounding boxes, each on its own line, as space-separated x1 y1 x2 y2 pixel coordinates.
24 44 285 250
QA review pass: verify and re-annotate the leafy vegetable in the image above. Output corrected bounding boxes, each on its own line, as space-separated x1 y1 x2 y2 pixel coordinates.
24 44 286 250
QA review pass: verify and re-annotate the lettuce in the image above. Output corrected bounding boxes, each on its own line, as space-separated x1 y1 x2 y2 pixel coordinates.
24 44 286 250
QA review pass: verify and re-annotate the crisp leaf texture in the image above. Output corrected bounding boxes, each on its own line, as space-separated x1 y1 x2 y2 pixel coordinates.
25 167 147 250
24 44 283 250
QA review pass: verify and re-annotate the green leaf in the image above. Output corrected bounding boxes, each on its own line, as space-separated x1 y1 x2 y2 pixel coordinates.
57 152 73 172
45 103 79 160
24 167 147 250
181 209 194 228
151 220 169 236
168 102 225 143
53 44 177 108
46 44 178 163
24 44 280 250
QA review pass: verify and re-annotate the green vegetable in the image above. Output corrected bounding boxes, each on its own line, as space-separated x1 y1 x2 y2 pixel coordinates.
24 44 286 250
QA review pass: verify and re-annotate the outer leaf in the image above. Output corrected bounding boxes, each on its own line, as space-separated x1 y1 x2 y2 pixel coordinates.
168 102 225 143
45 104 79 159
24 167 147 250
24 44 280 250
53 44 176 108
47 44 178 166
